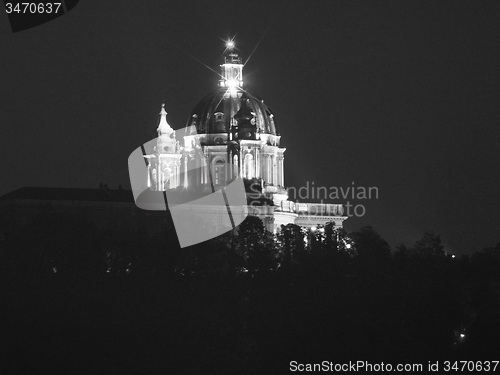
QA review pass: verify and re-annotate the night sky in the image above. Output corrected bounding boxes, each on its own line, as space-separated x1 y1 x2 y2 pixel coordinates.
1 1 499 254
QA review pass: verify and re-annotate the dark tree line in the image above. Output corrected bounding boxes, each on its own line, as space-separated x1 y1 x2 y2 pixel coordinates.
1 213 500 374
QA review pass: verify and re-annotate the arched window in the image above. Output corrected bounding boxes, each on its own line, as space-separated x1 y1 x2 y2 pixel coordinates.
212 158 226 185
233 155 238 177
214 112 224 122
213 112 225 133
163 167 172 190
244 153 254 179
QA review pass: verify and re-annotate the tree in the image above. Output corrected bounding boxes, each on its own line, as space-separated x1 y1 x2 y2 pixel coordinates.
411 232 445 259
470 243 500 280
14 212 101 277
277 223 305 267
350 226 391 273
234 216 277 272
323 222 338 253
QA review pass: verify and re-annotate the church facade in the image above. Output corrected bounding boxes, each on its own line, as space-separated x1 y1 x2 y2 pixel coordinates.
143 43 347 233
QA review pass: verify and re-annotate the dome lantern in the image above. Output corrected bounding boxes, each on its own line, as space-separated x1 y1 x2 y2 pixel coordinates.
186 43 279 144
219 40 243 89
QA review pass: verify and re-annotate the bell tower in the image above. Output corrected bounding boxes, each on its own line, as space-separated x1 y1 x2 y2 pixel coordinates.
146 104 182 191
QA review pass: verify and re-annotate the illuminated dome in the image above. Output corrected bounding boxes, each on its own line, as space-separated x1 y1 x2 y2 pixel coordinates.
185 43 279 146
136 39 348 236
187 89 278 134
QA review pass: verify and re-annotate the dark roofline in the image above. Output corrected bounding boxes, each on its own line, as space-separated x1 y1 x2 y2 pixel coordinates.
0 186 134 203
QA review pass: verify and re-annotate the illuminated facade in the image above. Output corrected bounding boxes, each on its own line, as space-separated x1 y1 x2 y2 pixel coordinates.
144 43 347 232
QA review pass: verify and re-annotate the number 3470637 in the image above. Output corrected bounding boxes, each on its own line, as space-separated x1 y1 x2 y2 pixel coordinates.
5 3 62 14
444 361 499 372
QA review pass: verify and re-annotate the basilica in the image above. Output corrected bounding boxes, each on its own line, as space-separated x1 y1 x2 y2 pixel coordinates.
141 42 347 233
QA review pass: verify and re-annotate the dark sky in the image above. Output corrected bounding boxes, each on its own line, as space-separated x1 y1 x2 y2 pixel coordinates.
1 0 499 254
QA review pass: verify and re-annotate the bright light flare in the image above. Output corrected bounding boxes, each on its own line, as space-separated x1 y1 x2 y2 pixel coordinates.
229 86 237 98
226 40 235 50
